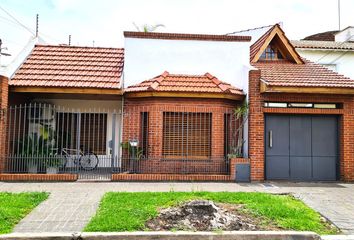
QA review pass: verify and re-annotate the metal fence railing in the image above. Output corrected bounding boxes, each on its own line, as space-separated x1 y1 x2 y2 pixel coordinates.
1 103 245 179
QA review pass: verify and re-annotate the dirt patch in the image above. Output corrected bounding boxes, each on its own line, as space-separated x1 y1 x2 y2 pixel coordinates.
146 199 281 231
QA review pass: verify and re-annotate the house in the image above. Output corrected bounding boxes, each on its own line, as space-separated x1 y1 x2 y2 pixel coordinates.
291 26 354 79
0 45 124 180
0 24 354 182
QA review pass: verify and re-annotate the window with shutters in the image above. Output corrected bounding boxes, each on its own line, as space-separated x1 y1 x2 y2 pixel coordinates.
140 112 149 157
162 112 212 160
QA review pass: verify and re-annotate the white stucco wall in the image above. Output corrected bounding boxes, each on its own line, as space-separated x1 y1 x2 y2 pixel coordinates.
335 27 354 42
32 99 123 167
124 37 251 90
296 49 354 80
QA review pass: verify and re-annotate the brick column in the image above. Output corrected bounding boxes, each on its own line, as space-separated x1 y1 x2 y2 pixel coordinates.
0 75 9 173
341 100 354 181
248 69 264 181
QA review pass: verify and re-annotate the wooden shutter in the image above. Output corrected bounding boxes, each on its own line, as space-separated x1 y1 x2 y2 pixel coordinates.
163 112 211 160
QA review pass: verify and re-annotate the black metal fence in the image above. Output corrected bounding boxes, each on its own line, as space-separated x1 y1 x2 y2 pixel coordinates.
1 103 245 180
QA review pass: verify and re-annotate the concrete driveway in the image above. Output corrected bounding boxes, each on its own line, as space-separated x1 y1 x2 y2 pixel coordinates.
0 181 353 234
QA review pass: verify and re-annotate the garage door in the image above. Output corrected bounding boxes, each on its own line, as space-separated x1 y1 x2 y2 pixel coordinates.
265 115 338 181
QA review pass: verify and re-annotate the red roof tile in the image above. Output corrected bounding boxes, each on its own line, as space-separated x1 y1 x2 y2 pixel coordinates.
303 30 339 41
126 71 244 95
291 40 354 50
252 59 354 88
10 45 124 89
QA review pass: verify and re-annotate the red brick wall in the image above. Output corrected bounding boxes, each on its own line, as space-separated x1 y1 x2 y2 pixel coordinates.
248 71 354 181
122 97 239 174
0 75 9 173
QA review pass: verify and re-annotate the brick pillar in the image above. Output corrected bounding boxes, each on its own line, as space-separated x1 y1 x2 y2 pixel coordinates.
341 100 354 181
0 75 9 173
248 69 264 181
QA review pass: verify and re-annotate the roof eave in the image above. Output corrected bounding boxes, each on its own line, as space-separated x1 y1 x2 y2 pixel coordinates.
124 91 245 100
10 86 123 95
260 81 354 95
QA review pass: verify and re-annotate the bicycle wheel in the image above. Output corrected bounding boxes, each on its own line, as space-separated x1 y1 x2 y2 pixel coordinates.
79 153 99 170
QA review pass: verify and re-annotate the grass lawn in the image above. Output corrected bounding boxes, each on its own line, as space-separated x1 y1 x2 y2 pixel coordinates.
0 192 49 234
85 192 337 234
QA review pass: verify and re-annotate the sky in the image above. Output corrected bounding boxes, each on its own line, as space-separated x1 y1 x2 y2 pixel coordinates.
0 0 353 65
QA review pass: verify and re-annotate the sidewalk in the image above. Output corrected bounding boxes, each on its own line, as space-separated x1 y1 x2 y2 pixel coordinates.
0 181 353 234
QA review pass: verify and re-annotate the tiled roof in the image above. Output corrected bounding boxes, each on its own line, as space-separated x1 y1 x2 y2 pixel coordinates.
291 40 354 50
124 31 251 42
303 30 338 41
10 45 124 89
252 59 354 88
126 71 244 95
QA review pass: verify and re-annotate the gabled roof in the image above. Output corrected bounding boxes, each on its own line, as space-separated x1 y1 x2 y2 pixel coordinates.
10 45 124 89
125 71 244 100
253 59 354 93
291 40 354 51
250 24 304 64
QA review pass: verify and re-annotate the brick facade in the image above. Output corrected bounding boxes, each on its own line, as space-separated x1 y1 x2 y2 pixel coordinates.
0 75 9 173
248 70 354 181
122 97 240 175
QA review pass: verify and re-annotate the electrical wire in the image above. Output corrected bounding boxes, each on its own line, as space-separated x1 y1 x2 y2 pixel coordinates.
0 5 35 36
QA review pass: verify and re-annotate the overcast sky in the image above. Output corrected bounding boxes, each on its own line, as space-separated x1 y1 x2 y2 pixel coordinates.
0 0 353 65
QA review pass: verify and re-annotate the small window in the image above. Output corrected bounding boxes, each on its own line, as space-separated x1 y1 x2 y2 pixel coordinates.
288 103 313 108
224 113 231 158
264 102 287 108
314 104 337 109
260 45 284 60
140 112 149 157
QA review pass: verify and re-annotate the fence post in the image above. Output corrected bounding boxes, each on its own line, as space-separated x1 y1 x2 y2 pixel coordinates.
111 113 116 172
0 75 9 173
76 111 81 173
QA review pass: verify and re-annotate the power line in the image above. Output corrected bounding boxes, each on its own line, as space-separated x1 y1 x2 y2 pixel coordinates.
0 5 35 36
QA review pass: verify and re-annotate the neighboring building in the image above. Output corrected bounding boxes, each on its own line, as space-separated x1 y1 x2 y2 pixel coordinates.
291 26 354 79
1 24 354 182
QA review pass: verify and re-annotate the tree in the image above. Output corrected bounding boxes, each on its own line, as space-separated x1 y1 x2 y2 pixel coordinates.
133 23 165 32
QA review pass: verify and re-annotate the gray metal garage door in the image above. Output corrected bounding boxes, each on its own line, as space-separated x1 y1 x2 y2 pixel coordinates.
265 115 338 181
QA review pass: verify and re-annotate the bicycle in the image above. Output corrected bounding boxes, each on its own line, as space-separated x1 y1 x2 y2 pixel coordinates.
61 147 99 171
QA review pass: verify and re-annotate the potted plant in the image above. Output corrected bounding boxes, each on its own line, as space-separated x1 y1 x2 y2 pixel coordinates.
45 156 65 174
121 141 143 173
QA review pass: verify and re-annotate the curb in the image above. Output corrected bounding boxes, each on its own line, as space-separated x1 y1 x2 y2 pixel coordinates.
0 231 321 240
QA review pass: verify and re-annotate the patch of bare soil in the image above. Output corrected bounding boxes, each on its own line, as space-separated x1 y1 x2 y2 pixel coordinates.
146 200 281 231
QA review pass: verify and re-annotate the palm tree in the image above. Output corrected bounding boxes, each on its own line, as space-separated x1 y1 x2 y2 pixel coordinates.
133 23 165 32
